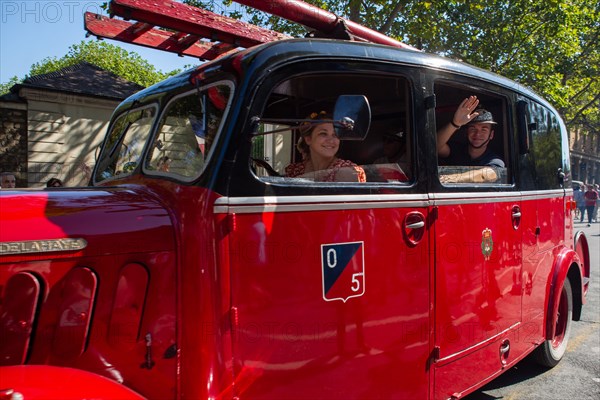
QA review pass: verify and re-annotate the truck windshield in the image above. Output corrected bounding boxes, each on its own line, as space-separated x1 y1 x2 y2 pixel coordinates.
95 106 157 182
144 82 233 181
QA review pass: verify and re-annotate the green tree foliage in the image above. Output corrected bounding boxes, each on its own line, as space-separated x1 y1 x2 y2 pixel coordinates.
186 0 598 133
28 40 176 87
0 76 21 96
1 40 179 94
397 0 599 133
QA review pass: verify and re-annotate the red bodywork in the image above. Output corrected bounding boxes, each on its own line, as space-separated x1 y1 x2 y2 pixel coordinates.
0 365 145 399
0 186 178 399
220 197 431 398
0 183 586 399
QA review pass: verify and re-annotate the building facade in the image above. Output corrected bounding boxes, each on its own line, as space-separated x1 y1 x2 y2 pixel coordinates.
0 62 143 187
570 127 600 185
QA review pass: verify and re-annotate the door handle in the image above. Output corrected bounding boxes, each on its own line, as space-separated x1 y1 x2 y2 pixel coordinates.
511 205 522 230
403 212 426 246
499 339 510 367
406 221 425 229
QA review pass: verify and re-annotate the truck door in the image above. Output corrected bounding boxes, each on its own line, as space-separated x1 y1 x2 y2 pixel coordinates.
431 81 523 398
220 65 431 399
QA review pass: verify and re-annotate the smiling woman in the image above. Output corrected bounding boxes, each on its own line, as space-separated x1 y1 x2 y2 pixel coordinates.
284 111 366 182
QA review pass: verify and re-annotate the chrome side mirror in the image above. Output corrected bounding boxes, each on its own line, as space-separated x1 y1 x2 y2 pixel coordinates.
333 95 370 140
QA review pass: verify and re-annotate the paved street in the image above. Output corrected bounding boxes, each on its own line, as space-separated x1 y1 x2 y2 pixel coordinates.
467 221 600 400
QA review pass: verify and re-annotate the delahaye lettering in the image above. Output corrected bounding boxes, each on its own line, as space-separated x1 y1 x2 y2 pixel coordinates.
0 239 87 255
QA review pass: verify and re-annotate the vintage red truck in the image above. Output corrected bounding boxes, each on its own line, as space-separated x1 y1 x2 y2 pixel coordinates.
0 1 591 399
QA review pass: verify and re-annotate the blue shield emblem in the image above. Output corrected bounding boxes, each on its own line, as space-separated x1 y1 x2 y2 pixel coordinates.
321 242 365 302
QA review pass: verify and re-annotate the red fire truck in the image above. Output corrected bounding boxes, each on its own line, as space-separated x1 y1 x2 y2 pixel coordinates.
0 1 591 399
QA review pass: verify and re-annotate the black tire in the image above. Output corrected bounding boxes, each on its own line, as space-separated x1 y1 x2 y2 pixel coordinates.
534 277 573 367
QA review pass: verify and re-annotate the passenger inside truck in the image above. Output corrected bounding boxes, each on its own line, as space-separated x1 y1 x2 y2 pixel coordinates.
435 84 509 185
282 111 366 182
251 72 413 184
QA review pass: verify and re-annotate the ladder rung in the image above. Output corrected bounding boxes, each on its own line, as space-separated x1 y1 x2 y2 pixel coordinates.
110 0 289 49
85 13 238 60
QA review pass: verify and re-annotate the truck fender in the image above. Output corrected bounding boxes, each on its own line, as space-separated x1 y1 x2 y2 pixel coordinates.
545 246 583 340
0 365 146 400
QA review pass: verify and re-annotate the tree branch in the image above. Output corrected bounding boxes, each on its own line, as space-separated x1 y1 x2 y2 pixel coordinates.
380 1 405 35
567 92 600 126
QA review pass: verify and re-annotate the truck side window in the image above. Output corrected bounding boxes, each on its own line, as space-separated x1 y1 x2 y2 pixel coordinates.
95 106 157 183
435 82 511 185
250 72 413 184
145 83 233 181
528 102 564 189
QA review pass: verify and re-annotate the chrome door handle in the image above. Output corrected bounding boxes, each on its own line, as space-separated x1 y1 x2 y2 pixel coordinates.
406 221 425 229
511 205 522 230
403 212 426 246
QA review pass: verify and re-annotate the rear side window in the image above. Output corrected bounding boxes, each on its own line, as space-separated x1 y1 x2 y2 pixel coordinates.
144 82 233 181
95 106 157 183
434 81 511 186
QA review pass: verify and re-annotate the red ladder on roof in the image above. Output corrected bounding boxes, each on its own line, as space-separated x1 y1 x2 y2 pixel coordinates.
84 0 415 62
85 13 239 60
85 0 290 61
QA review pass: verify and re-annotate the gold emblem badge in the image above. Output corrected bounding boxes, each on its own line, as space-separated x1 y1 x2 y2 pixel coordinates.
481 228 493 260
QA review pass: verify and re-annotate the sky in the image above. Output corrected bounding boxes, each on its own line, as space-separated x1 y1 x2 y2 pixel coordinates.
0 0 198 85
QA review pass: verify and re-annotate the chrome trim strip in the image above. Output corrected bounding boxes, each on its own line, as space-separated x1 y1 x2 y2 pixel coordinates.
224 201 430 214
0 238 88 256
214 194 429 206
214 194 430 214
435 322 521 366
431 192 521 205
521 189 565 200
214 189 565 214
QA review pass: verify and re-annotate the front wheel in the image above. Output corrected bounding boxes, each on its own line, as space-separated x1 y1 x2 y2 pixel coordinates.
534 277 573 367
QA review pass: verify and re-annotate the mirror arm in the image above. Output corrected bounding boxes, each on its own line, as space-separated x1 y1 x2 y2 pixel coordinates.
250 94 369 139
250 117 353 136
254 117 342 125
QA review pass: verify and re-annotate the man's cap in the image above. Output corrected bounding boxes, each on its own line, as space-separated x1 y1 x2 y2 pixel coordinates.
469 109 497 125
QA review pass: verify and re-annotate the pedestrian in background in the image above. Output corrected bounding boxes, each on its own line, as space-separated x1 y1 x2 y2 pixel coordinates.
574 183 585 222
593 184 599 223
1 172 17 189
583 184 598 226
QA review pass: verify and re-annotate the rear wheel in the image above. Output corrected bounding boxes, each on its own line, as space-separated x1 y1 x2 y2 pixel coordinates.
534 277 573 367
